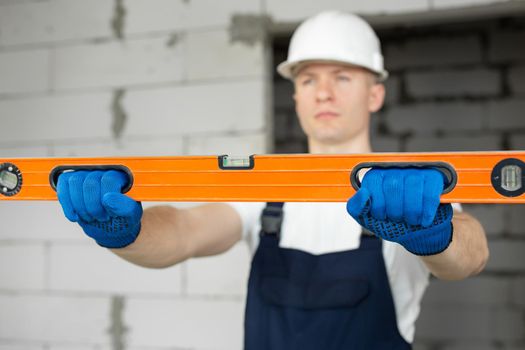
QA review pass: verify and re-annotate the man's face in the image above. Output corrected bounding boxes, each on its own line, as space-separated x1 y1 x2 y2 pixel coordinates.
293 63 385 147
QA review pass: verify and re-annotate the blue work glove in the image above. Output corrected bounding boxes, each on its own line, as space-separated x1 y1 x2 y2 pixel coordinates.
57 170 143 249
346 168 453 256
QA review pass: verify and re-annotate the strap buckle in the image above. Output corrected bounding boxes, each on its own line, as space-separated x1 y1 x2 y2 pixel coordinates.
260 203 284 237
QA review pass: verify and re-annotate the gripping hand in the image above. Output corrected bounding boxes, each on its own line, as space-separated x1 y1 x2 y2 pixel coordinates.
57 170 143 248
346 168 453 256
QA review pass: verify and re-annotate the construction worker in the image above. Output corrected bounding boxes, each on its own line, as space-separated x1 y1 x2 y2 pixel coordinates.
56 11 489 350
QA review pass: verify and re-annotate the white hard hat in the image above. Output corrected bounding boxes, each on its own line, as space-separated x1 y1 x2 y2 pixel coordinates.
277 11 388 81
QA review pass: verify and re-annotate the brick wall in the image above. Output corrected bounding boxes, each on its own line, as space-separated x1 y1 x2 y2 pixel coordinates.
0 1 264 349
273 14 525 350
0 0 524 349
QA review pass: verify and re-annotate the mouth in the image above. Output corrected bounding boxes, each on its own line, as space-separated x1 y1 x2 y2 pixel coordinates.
315 111 339 120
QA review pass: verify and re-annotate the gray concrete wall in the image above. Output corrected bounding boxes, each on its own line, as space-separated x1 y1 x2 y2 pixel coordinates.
0 0 524 349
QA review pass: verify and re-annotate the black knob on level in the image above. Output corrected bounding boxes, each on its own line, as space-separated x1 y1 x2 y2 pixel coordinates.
0 163 23 197
491 158 524 198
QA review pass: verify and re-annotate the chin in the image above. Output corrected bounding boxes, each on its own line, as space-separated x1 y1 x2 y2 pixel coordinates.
313 133 345 145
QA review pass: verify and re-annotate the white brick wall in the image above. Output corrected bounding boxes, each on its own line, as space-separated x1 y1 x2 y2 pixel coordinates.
0 145 49 157
0 0 114 46
0 0 267 348
53 37 184 90
0 81 265 144
0 201 86 241
0 343 43 350
123 80 265 136
124 0 261 35
0 93 113 143
125 297 244 349
0 244 46 290
48 243 183 295
0 294 111 344
187 132 266 155
0 49 50 95
49 346 96 350
265 0 429 22
0 0 45 5
186 29 264 81
51 137 185 157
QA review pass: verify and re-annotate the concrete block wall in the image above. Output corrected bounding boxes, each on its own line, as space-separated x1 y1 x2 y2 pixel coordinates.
0 0 524 349
0 1 264 349
274 12 525 350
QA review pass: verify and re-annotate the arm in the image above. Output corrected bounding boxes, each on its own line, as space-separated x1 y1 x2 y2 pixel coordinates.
421 210 488 280
112 203 243 268
57 170 243 269
347 168 490 281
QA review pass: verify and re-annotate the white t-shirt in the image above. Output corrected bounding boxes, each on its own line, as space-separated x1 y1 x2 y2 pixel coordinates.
227 201 443 344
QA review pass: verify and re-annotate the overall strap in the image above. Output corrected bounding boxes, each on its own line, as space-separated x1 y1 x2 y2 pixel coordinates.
260 202 285 237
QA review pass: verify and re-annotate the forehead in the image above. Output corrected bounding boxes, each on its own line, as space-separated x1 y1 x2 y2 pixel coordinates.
294 62 365 77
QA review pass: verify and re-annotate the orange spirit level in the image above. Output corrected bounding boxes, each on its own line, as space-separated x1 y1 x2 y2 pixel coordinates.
0 151 524 203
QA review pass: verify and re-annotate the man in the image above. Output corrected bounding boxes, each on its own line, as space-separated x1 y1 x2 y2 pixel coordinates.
57 11 489 349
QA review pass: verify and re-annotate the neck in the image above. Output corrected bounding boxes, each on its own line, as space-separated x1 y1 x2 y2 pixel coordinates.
307 132 372 154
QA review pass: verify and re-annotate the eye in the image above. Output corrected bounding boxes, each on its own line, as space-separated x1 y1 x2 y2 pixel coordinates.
337 75 351 82
300 78 314 86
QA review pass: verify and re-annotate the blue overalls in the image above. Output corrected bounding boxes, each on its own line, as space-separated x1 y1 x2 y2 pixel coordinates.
244 203 411 350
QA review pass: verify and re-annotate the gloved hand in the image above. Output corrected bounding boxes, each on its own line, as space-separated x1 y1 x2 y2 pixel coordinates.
346 168 453 256
57 170 143 249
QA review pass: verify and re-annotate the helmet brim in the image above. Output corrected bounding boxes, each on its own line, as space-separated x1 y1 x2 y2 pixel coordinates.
277 59 388 82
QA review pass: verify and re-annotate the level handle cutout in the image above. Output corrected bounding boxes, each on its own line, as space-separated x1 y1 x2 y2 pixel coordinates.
350 162 457 195
49 165 134 193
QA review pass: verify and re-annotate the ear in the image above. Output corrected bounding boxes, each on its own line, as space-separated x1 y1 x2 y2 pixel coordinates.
368 83 385 113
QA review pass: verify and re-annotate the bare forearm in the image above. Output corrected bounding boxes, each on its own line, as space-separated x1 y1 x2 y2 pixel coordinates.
110 205 192 268
421 210 489 280
109 203 243 269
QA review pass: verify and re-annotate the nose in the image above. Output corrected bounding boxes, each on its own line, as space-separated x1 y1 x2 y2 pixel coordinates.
315 78 334 102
